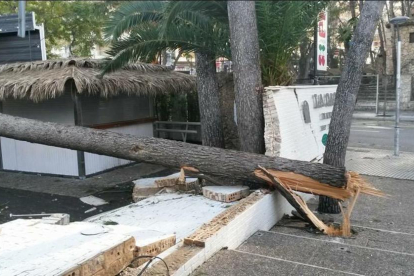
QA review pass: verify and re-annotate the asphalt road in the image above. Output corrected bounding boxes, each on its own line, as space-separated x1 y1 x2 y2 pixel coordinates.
349 119 414 152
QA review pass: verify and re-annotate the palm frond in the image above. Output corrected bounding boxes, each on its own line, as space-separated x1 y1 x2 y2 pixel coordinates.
105 1 165 41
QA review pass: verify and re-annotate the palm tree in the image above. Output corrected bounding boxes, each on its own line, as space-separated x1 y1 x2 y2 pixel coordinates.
102 1 230 148
256 1 326 85
102 1 326 150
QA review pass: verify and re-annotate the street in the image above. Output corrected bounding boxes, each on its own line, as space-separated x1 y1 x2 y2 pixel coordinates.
349 119 414 152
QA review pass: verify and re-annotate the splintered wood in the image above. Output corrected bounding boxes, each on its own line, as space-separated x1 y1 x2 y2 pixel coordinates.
255 166 385 237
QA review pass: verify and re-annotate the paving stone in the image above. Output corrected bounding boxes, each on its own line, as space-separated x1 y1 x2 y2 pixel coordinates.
346 147 414 180
191 249 355 276
237 231 414 276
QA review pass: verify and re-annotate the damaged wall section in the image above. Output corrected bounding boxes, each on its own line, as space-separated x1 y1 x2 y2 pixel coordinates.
264 85 337 161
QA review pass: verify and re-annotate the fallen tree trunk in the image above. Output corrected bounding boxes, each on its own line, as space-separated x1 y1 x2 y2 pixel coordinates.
0 114 347 187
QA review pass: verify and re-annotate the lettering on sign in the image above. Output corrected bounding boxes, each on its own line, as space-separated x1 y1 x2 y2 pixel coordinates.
320 112 332 120
312 93 336 109
320 124 329 131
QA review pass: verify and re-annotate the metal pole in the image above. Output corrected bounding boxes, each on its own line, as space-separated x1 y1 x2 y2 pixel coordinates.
375 74 379 115
17 1 26 38
313 22 318 85
394 25 401 156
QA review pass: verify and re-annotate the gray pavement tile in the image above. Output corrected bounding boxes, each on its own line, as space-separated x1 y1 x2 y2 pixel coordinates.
271 225 414 255
346 147 414 180
191 249 354 276
238 231 414 276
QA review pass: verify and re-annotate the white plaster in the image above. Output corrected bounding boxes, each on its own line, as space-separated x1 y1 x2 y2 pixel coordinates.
86 194 234 243
170 191 315 276
0 219 133 276
264 85 337 161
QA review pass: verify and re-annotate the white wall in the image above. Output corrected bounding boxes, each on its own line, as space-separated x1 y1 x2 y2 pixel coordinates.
84 123 153 175
264 85 337 162
1 95 79 176
1 138 78 176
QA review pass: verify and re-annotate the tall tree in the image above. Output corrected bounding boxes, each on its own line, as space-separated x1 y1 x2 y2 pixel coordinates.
227 1 264 154
0 1 114 58
103 1 229 148
256 1 325 86
318 1 386 213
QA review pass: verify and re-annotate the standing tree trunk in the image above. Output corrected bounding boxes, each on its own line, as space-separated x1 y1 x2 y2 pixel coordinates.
318 1 385 213
298 37 312 80
195 51 225 148
227 1 265 154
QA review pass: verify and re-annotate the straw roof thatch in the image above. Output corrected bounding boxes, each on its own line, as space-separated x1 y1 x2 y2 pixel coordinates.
0 59 196 102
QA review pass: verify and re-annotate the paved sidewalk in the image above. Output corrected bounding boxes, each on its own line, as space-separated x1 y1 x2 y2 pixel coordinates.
193 176 414 276
353 111 414 122
346 147 414 180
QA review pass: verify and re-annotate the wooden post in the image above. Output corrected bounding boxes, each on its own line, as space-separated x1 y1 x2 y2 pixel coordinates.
71 84 86 178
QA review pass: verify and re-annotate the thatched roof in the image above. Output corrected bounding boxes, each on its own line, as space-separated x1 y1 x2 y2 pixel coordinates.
0 59 196 102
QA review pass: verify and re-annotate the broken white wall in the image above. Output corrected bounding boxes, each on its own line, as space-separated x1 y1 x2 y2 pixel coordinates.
264 85 337 162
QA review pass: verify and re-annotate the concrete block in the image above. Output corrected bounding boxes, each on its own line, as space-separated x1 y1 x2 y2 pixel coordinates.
134 234 176 266
41 213 70 225
202 186 250 203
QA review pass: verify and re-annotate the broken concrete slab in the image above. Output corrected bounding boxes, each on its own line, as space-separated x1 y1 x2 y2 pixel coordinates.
0 219 135 276
154 172 181 187
40 213 70 225
132 173 200 202
132 174 180 202
80 195 108 206
202 185 250 202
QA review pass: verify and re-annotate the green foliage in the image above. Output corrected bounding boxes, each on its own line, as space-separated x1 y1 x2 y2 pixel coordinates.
0 1 115 57
337 17 359 51
256 1 327 85
102 1 230 75
104 1 326 85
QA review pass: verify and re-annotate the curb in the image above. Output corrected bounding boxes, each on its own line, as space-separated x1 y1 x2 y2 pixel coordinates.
353 114 414 122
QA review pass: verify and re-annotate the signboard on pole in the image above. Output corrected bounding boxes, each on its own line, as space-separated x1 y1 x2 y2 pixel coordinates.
316 10 328 71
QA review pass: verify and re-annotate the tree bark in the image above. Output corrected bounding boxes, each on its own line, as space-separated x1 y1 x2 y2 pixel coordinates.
350 1 357 20
298 38 312 80
0 113 348 188
195 51 225 148
227 1 265 154
318 1 385 213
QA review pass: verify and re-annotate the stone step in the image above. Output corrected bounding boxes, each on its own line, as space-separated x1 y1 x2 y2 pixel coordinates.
235 230 414 275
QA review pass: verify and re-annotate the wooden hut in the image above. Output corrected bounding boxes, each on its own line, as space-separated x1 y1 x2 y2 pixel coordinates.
0 59 195 177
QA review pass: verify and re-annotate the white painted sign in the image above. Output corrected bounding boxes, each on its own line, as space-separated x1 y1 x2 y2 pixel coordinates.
263 85 337 162
316 9 328 71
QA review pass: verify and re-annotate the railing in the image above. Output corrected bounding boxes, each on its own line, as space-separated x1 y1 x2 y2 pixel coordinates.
154 121 201 142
